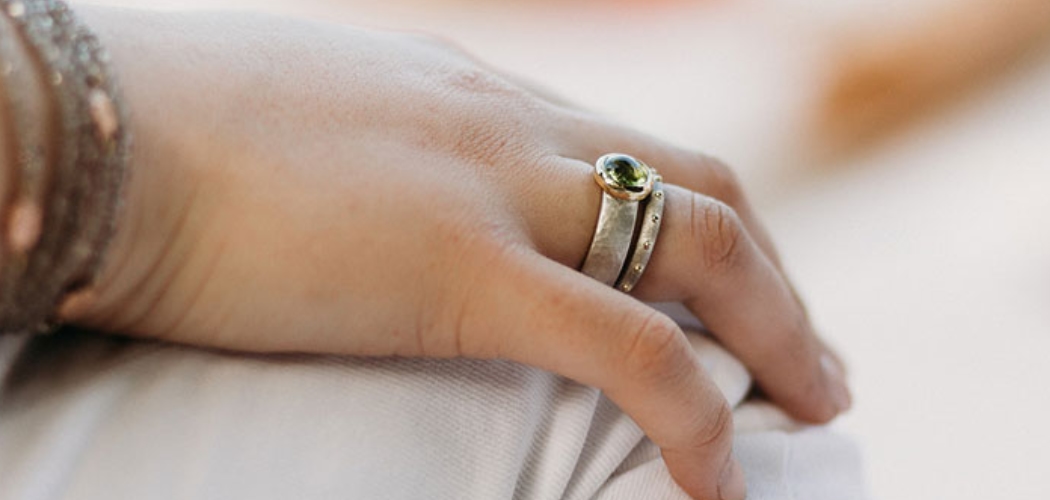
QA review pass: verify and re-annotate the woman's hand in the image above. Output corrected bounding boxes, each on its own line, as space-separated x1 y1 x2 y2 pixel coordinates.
65 9 850 500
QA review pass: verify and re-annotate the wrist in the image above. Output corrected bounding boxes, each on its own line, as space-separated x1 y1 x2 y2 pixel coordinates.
56 7 230 331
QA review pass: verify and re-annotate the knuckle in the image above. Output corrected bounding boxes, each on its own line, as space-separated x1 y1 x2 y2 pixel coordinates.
691 401 735 450
701 156 745 205
618 311 691 385
452 116 519 166
682 153 745 206
438 77 541 167
447 67 520 98
689 194 746 271
407 32 460 53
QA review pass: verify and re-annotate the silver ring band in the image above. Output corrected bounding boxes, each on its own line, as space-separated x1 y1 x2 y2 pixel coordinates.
616 178 665 293
580 154 658 287
580 192 639 286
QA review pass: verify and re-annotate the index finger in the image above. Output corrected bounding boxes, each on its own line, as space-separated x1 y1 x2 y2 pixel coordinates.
449 247 747 500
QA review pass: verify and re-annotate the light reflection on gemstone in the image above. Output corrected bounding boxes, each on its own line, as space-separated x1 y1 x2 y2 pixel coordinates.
600 154 649 191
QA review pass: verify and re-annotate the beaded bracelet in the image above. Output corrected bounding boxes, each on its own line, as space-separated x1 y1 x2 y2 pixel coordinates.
0 0 130 334
0 1 49 249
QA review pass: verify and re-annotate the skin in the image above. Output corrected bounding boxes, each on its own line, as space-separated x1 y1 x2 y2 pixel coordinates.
5 7 850 500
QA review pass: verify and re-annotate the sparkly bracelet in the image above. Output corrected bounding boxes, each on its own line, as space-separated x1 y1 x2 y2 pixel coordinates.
0 0 130 334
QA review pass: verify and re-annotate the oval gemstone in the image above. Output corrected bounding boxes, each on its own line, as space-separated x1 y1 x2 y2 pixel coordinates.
602 156 648 191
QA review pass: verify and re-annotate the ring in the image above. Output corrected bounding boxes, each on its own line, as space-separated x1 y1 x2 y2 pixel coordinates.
580 154 658 287
616 177 665 293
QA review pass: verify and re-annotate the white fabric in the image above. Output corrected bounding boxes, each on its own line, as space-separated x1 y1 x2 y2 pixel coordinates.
0 322 868 500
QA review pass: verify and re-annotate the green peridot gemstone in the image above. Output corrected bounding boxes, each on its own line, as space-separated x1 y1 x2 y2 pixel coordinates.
603 155 649 191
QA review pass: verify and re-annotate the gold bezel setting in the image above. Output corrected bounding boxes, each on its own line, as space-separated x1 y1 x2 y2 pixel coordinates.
593 153 656 201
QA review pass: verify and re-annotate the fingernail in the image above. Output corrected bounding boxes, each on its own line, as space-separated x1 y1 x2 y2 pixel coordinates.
718 457 747 500
821 353 852 413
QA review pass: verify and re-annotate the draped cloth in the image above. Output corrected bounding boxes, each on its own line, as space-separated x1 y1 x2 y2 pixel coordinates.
0 310 869 500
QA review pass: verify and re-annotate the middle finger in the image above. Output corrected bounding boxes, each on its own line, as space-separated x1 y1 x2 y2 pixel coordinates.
631 183 847 423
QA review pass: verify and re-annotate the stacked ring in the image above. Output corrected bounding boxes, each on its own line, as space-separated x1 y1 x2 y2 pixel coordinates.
616 177 664 293
580 154 666 292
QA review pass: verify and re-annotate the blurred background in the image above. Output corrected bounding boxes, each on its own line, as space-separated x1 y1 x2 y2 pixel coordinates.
88 0 1050 498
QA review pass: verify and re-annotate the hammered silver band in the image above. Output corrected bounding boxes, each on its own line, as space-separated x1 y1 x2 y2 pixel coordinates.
580 154 663 291
580 190 639 286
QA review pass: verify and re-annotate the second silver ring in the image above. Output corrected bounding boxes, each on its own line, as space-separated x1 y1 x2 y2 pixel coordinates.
616 178 665 293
